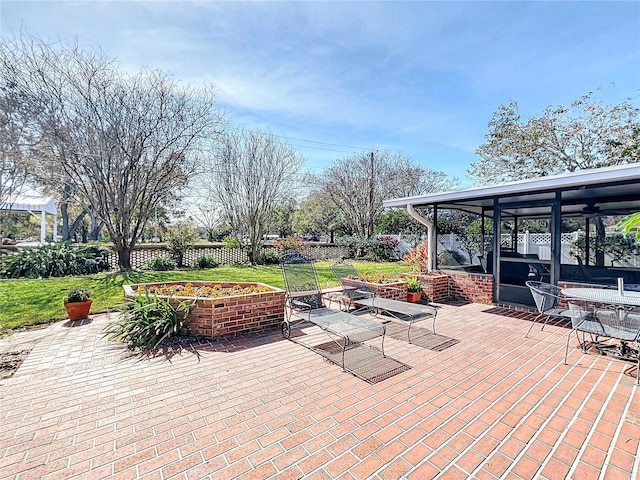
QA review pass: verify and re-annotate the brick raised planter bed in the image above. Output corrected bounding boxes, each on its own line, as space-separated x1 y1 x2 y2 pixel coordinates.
401 273 449 302
123 281 285 338
400 271 494 304
340 278 407 301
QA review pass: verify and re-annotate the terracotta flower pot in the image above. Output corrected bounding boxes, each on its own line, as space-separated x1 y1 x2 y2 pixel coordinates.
64 300 92 321
406 291 422 303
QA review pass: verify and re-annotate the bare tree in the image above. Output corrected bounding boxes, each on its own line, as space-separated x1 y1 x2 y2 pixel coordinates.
0 34 225 269
0 76 35 236
203 129 303 263
310 150 456 238
192 201 223 242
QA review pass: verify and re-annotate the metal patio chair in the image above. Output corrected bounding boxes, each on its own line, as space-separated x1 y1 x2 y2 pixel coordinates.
525 281 573 338
280 253 386 378
564 299 640 385
330 261 438 343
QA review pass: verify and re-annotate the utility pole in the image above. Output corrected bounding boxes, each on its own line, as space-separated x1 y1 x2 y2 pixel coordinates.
369 151 374 237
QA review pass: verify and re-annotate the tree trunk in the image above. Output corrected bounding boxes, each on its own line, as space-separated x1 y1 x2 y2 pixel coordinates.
89 211 103 241
60 200 70 241
81 221 88 243
117 247 132 271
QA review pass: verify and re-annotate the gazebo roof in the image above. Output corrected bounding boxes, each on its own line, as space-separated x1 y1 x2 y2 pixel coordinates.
1 195 57 215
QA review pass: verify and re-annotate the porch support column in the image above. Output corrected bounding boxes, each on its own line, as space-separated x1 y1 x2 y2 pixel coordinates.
493 199 501 304
40 210 46 243
550 191 562 285
406 204 435 272
53 212 58 242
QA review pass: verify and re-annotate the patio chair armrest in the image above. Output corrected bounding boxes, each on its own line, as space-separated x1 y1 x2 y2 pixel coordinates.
291 298 313 309
354 288 375 298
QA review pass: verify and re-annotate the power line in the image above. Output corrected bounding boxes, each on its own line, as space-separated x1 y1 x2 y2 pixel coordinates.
280 135 369 151
226 126 370 153
289 143 354 154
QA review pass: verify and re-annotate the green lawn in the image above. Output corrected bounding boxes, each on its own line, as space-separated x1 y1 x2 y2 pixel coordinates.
0 261 412 332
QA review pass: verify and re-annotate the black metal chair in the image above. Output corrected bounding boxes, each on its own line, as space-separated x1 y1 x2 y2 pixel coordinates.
524 281 573 338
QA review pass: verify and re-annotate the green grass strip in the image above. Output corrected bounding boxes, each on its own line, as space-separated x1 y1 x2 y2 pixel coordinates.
0 261 411 332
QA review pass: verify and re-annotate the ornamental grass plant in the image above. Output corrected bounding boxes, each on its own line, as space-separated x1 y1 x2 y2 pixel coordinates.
103 292 195 350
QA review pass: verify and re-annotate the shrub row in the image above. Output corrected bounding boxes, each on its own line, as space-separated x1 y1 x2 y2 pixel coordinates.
0 242 110 278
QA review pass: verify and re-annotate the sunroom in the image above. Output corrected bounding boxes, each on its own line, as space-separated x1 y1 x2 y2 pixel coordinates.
383 164 640 308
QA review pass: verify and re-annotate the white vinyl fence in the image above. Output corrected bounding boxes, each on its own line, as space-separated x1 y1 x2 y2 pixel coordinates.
437 231 640 268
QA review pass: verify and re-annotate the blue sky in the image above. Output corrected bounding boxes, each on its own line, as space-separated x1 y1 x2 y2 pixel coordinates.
2 1 639 187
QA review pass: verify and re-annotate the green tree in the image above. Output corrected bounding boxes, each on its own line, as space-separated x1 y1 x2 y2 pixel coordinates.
469 92 639 185
375 209 425 237
292 194 345 243
165 222 199 268
269 198 297 238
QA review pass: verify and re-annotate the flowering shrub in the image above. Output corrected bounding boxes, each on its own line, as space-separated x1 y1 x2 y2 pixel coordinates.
402 240 430 272
136 282 272 298
367 236 400 261
348 272 399 284
274 236 304 254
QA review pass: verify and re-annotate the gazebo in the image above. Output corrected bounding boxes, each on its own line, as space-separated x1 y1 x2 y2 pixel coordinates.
383 164 640 307
1 194 58 243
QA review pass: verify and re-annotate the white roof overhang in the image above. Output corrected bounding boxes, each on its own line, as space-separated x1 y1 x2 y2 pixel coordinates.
383 163 640 218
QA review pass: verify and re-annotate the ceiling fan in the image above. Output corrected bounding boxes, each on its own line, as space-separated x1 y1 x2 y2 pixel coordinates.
582 200 600 216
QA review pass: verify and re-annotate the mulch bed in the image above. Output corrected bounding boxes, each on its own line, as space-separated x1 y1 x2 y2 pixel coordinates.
0 350 30 379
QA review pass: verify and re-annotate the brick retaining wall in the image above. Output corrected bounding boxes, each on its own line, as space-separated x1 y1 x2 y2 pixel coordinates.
447 271 494 304
400 271 494 305
402 273 449 302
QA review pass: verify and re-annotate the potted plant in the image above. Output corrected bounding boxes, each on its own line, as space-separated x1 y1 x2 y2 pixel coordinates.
405 277 422 303
64 287 92 320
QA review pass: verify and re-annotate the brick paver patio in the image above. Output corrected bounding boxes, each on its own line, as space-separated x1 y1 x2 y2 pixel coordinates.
1 301 639 479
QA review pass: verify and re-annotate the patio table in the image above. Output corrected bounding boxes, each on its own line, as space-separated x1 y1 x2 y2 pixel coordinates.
561 287 640 308
561 287 640 362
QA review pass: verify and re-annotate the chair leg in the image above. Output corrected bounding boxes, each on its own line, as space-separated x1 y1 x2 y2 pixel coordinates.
564 329 573 365
635 340 640 386
431 311 437 335
525 312 544 338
